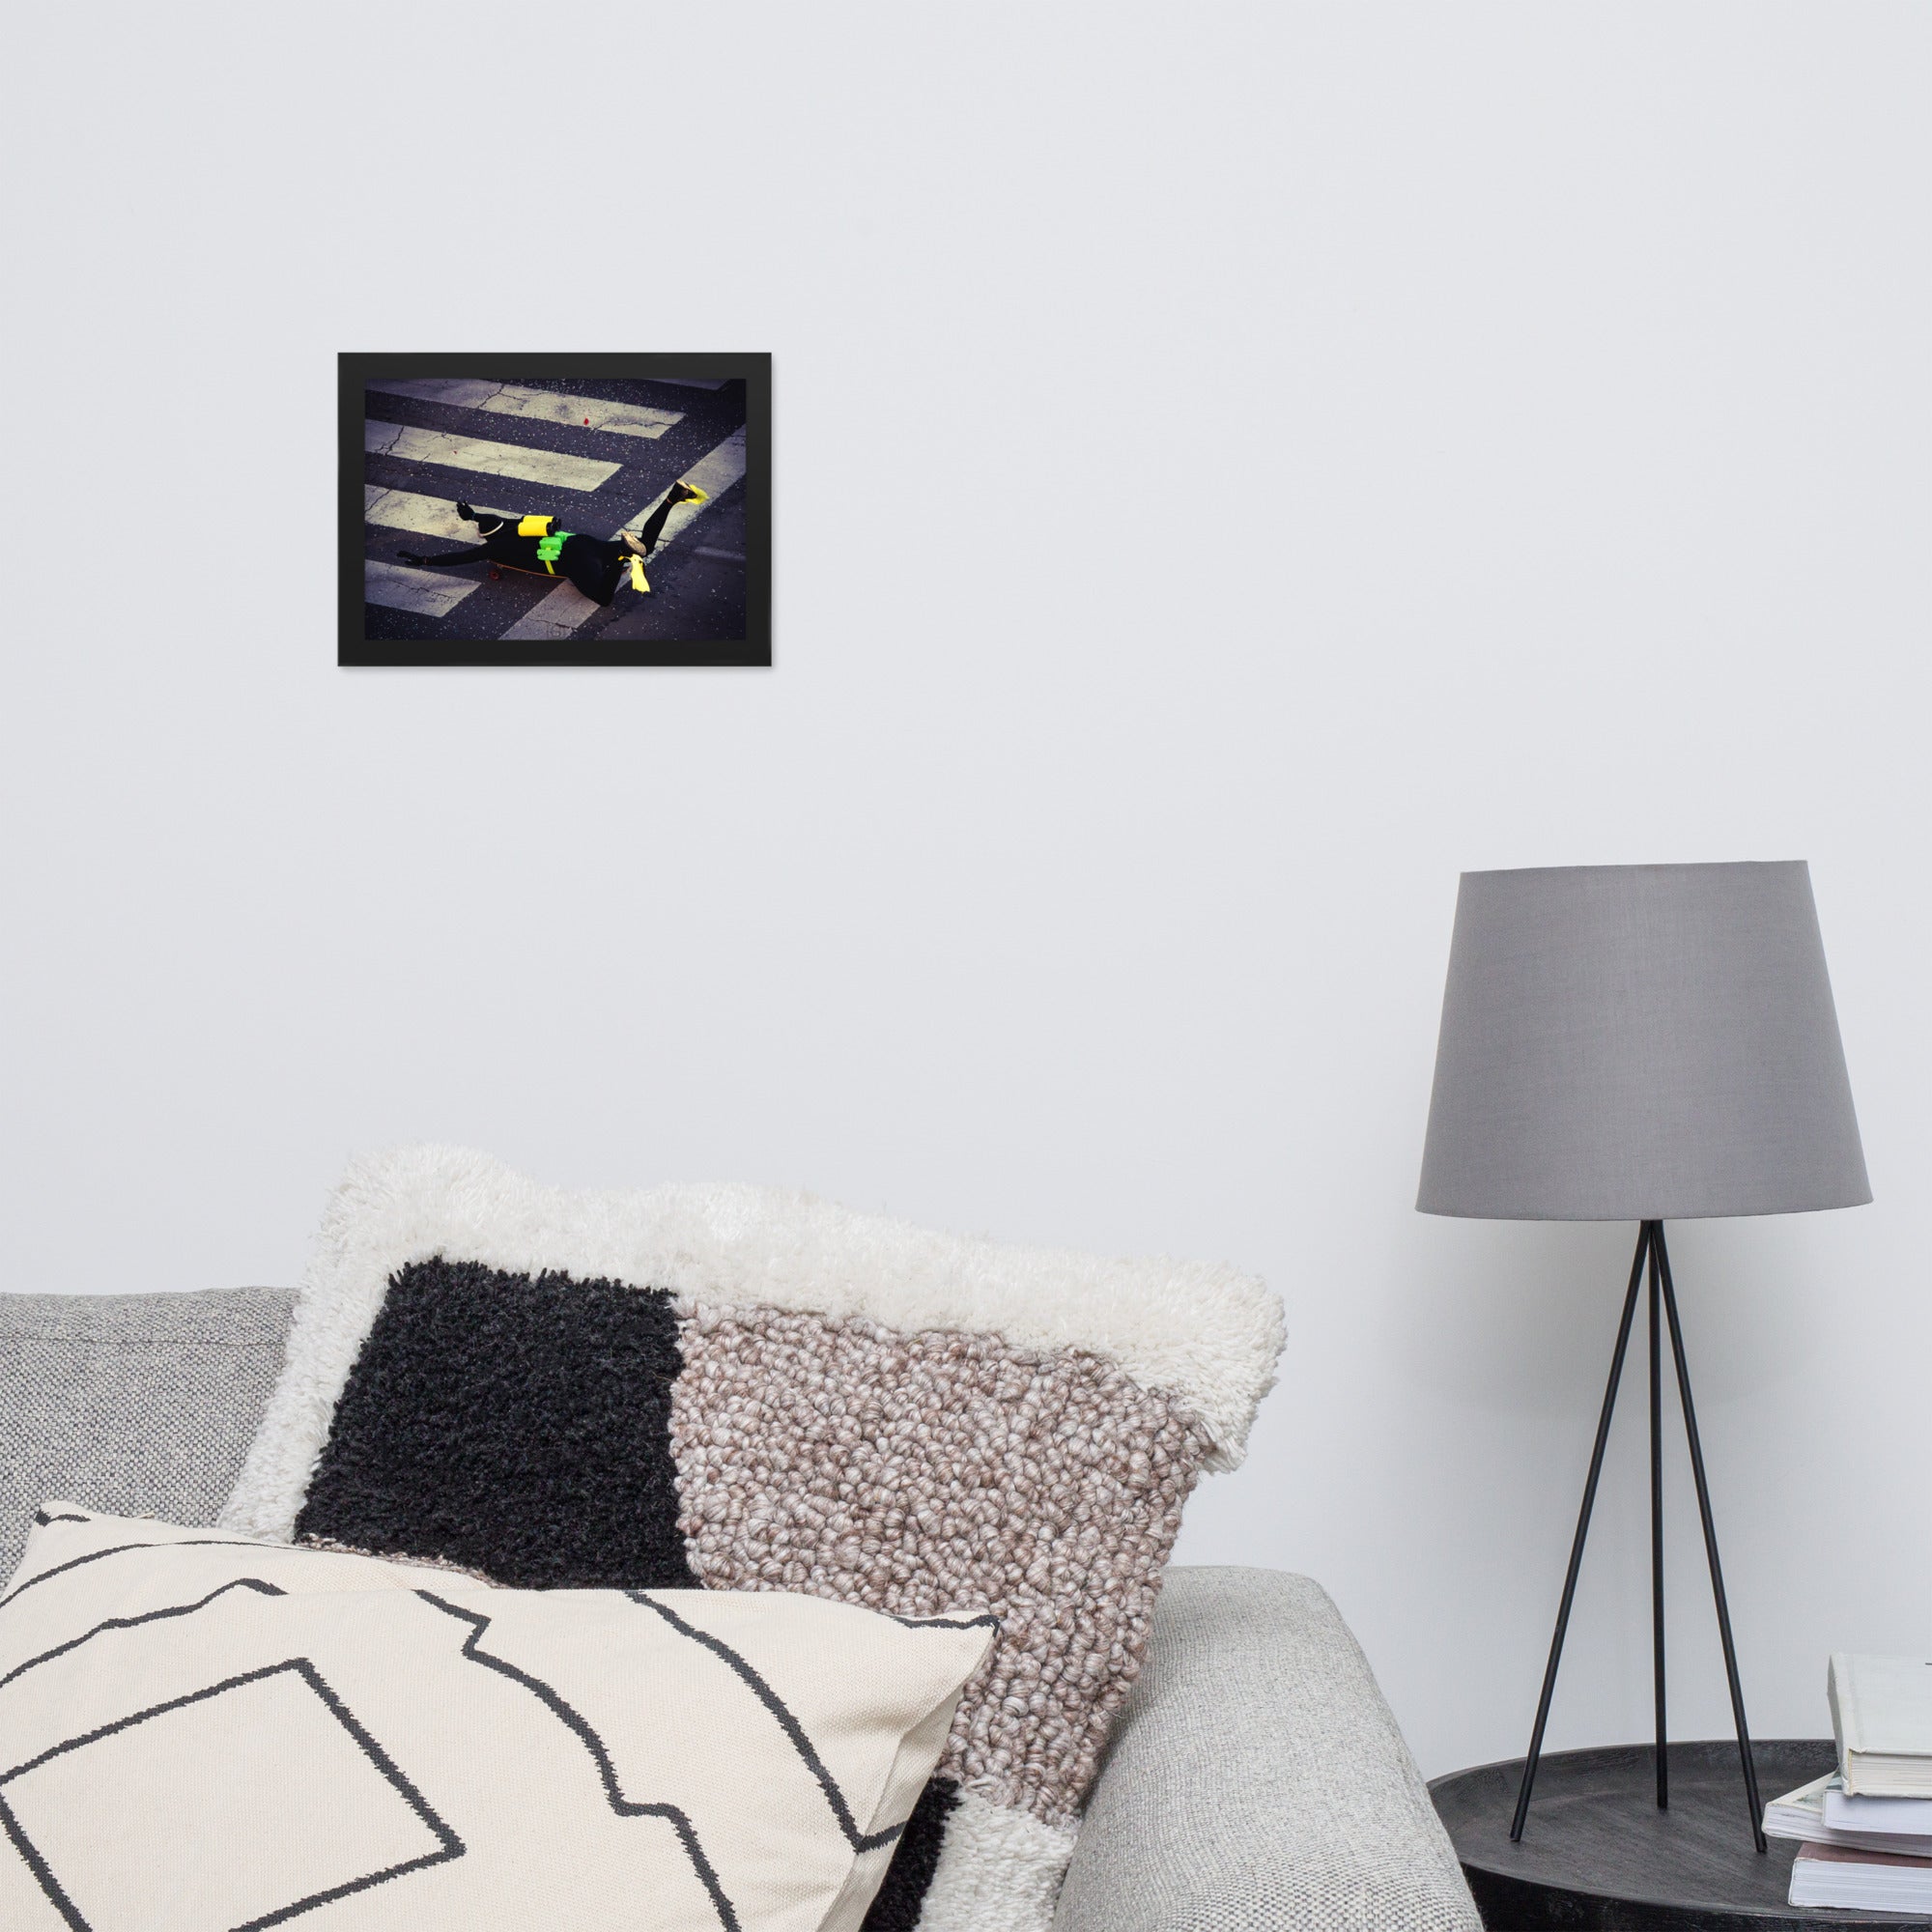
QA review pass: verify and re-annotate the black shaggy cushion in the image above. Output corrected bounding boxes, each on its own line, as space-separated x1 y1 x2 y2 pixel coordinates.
860 1778 960 1932
294 1259 698 1590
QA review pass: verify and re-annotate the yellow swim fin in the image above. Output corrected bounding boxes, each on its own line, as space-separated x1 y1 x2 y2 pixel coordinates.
630 555 650 593
677 482 709 505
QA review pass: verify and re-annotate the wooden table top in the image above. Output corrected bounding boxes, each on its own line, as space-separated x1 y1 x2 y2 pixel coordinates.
1432 1740 1932 1929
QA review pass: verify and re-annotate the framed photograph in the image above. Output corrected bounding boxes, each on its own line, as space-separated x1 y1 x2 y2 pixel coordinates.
340 352 770 668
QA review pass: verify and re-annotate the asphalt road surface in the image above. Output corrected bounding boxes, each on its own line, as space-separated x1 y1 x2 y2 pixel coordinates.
360 375 750 651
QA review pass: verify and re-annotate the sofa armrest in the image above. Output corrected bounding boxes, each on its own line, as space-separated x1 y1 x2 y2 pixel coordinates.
1054 1566 1479 1932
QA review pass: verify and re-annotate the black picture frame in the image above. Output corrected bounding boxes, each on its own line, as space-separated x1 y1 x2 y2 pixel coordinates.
339 351 771 668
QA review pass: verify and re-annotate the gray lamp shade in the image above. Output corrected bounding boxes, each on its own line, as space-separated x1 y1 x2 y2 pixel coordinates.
1417 862 1870 1221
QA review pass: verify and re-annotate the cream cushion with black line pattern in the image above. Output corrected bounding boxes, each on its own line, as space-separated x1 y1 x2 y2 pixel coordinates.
0 1507 994 1932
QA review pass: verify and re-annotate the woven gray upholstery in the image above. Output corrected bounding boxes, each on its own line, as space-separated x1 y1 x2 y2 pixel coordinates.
1056 1566 1480 1932
0 1290 294 1583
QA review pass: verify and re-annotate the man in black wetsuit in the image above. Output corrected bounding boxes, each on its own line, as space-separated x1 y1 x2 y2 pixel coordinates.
396 481 706 606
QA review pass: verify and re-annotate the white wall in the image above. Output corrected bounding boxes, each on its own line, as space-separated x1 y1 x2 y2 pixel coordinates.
4 3 1926 1779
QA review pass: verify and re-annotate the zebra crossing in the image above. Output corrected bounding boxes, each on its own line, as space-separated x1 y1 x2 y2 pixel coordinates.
361 376 749 647
364 486 473 541
362 557 481 618
366 380 683 440
363 419 623 492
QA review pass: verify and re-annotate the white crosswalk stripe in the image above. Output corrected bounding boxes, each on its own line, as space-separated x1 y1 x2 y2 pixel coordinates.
363 485 473 542
364 419 621 491
495 580 607 642
496 428 749 642
366 379 682 440
364 558 482 617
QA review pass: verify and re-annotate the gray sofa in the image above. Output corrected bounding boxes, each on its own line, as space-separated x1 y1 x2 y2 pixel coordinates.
0 1288 1482 1931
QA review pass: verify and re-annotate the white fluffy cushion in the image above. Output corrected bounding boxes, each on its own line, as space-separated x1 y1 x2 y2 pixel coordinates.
0 1506 994 1932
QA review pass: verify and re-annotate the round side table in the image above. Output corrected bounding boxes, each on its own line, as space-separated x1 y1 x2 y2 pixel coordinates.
1431 1740 1932 1929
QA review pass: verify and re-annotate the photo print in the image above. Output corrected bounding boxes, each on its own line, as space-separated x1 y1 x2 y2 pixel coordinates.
339 353 770 667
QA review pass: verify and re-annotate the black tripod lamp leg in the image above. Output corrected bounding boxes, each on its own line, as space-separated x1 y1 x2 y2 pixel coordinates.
1654 1225 1768 1855
1510 1224 1652 1841
1649 1226 1667 1810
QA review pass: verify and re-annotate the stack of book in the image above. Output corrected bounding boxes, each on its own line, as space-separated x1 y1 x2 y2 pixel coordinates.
1763 1653 1932 1913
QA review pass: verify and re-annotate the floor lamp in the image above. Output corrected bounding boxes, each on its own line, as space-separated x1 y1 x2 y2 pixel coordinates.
1417 862 1869 1849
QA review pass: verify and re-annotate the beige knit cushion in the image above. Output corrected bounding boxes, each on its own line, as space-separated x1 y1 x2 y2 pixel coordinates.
0 1507 993 1932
